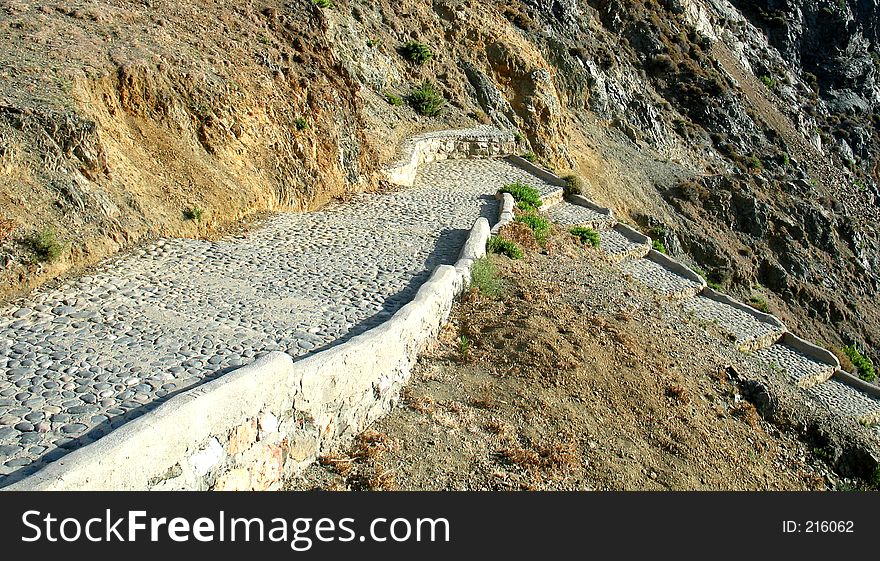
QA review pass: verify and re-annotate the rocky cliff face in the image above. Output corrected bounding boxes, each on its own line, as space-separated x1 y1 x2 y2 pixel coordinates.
1 0 878 371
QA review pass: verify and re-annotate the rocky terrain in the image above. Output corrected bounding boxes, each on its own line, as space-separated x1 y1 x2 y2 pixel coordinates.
2 0 880 464
3 0 879 376
289 226 878 491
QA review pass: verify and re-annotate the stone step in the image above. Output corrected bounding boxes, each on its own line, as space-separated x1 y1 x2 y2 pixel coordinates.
598 226 651 263
752 343 835 389
682 294 785 352
619 256 704 300
540 189 565 208
806 378 880 427
544 200 615 230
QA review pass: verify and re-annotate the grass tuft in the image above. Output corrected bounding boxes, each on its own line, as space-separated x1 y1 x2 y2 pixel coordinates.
470 257 504 297
487 236 524 259
515 213 550 246
500 182 542 212
569 226 600 248
842 345 876 382
408 80 444 117
31 228 64 262
398 41 433 65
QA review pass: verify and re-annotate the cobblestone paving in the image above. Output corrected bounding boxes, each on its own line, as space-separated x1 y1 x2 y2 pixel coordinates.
682 295 784 351
806 379 880 426
0 158 551 482
598 228 651 262
544 201 614 229
619 257 703 298
753 344 835 388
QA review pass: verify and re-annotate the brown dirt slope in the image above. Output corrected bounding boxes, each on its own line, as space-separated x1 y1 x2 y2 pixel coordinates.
289 226 877 491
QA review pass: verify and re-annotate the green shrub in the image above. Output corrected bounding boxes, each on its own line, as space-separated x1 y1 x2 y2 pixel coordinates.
500 182 542 211
470 257 504 298
569 226 600 248
487 236 524 259
651 239 667 254
759 75 775 89
842 345 876 382
31 228 64 262
515 213 550 246
311 0 333 8
748 296 769 313
457 335 471 357
408 80 445 117
294 117 310 131
521 151 537 163
513 131 524 143
562 174 586 197
184 206 205 222
399 41 433 65
384 92 403 106
749 156 763 171
707 280 722 291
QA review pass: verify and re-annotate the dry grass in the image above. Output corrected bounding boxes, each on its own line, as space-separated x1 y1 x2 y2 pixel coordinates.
319 430 399 491
499 437 578 476
731 401 761 430
665 383 690 403
0 218 15 244
405 391 436 414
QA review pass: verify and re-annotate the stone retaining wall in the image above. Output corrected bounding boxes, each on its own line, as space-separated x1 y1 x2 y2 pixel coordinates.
382 127 516 187
781 332 840 371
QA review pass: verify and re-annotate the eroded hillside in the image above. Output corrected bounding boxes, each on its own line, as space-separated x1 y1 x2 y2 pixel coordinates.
1 0 879 377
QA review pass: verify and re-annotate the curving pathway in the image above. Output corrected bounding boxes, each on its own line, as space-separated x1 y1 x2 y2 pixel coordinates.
0 157 560 483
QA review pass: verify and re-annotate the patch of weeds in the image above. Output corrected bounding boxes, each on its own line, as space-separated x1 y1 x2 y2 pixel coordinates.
562 174 586 197
842 344 876 382
513 131 524 143
311 0 333 8
521 151 537 163
651 239 667 254
515 213 550 246
748 296 769 313
828 345 856 374
767 362 784 376
30 228 65 262
183 206 205 222
500 182 542 211
470 257 504 298
457 335 471 357
749 155 763 172
707 280 723 291
184 206 204 222
487 236 524 259
293 117 309 131
408 80 444 117
384 92 403 106
398 41 433 65
366 38 379 48
759 75 775 89
258 35 271 45
569 226 600 248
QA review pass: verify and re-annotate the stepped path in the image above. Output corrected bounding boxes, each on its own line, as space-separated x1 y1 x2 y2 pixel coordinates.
2 126 878 487
543 196 880 440
0 156 560 483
